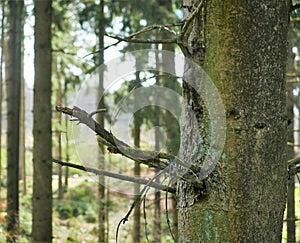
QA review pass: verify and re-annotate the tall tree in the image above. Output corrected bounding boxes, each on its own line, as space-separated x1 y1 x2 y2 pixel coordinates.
32 0 53 242
0 0 6 200
19 14 26 195
6 0 24 240
97 1 106 242
177 1 289 241
132 67 142 243
286 25 296 243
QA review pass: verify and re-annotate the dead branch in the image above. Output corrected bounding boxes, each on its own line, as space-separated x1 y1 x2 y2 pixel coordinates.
83 40 121 58
105 33 177 44
116 170 164 243
126 23 181 39
56 106 174 169
52 158 175 193
179 0 205 41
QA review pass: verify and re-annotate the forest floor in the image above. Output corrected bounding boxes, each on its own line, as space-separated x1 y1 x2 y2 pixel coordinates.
0 174 175 243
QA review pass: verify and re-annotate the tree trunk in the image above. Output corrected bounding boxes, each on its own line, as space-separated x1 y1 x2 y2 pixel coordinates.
0 0 6 200
97 1 106 242
153 45 161 243
32 0 53 241
56 79 63 200
286 24 296 243
177 1 289 242
19 32 26 195
64 95 69 190
133 68 142 243
6 0 24 240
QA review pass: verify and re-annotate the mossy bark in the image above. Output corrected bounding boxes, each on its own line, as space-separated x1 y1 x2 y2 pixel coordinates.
177 1 289 242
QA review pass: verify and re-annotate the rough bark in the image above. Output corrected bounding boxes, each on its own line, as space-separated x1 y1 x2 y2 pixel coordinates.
32 0 53 241
6 0 24 240
177 1 289 242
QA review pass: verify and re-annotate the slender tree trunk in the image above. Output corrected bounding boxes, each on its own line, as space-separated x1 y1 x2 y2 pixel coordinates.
64 95 69 190
32 0 53 241
97 1 106 242
133 68 141 243
19 26 26 195
286 25 296 243
177 1 289 241
0 0 6 200
153 44 161 243
6 0 24 240
55 73 63 199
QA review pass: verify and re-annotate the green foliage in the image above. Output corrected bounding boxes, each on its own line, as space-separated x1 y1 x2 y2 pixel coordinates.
54 183 97 221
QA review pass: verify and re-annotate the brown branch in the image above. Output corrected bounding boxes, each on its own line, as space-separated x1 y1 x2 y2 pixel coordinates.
52 158 175 193
56 106 173 169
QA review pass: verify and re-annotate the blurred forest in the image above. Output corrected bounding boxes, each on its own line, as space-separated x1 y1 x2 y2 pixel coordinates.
1 0 300 242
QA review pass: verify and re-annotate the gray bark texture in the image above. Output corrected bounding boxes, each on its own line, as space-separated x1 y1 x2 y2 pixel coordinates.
32 0 53 242
177 1 289 242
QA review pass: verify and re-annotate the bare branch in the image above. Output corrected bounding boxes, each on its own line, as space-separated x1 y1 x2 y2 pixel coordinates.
127 23 181 39
116 170 165 243
178 0 205 41
52 158 175 193
56 106 173 169
105 33 177 44
82 40 121 58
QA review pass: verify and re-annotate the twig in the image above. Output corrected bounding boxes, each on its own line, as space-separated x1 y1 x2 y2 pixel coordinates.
177 0 205 56
116 170 164 243
83 23 182 58
179 0 205 40
143 187 151 243
127 24 180 39
52 158 175 193
82 40 121 58
105 33 177 44
165 180 176 242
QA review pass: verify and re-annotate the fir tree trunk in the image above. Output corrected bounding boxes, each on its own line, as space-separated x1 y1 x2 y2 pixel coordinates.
133 67 142 243
56 78 63 199
286 24 296 243
0 0 6 200
177 1 289 241
19 18 26 195
97 1 106 242
32 0 53 241
6 0 24 240
153 45 161 243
